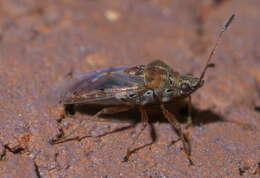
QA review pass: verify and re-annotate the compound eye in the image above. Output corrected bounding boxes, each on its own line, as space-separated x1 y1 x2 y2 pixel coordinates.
181 83 190 92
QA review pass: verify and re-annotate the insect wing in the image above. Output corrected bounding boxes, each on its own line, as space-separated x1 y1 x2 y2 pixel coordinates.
60 66 145 105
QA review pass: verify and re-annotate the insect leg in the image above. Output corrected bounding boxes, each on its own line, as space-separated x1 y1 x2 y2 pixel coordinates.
123 106 149 162
50 106 132 144
90 105 133 121
186 95 193 128
160 104 193 165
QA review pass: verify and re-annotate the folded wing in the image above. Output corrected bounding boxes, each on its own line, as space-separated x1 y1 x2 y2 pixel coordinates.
60 66 145 105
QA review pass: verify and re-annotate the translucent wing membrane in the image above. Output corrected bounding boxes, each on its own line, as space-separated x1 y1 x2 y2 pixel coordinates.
60 66 145 105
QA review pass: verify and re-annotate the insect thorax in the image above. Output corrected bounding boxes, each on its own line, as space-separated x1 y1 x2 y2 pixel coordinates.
142 60 202 103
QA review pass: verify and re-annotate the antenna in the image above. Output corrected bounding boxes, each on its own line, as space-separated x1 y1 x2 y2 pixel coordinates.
199 14 235 81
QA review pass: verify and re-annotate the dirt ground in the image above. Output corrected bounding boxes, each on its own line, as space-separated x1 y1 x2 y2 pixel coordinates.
0 0 259 177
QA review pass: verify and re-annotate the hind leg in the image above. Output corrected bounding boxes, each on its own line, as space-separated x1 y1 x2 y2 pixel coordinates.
50 105 132 144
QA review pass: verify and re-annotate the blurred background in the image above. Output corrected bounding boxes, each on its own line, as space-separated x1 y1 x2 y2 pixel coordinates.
0 0 259 177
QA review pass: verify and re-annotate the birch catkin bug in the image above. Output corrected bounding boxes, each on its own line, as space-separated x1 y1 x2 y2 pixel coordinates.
50 15 235 163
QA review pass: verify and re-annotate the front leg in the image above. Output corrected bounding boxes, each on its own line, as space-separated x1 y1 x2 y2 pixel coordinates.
186 95 193 129
160 104 193 165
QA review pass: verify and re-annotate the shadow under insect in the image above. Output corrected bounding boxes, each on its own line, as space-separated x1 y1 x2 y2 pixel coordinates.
64 99 225 126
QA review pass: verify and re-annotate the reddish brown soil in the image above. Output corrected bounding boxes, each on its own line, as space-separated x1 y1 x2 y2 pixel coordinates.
0 0 259 177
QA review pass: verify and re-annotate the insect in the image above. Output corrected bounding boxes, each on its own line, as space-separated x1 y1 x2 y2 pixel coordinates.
50 15 235 163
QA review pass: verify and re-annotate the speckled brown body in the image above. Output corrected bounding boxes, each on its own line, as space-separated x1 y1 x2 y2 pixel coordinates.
61 60 202 106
